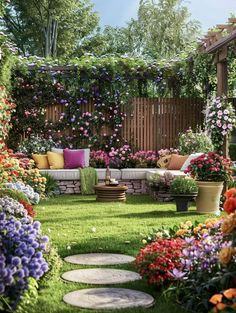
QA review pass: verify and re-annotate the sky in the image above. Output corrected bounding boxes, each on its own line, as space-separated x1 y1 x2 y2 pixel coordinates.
92 0 236 33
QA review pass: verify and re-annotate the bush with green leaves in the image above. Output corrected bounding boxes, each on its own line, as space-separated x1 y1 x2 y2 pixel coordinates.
17 135 55 157
170 177 198 194
178 127 214 155
40 173 59 197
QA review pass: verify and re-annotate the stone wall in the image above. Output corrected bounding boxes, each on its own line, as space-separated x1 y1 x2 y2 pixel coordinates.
57 179 148 195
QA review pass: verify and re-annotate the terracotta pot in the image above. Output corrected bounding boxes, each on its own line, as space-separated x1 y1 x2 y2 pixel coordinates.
196 181 224 214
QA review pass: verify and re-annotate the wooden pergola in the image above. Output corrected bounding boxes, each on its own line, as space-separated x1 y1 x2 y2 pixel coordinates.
199 18 236 156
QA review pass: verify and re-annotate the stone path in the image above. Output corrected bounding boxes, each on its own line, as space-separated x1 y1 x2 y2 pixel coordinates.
63 288 155 310
64 253 135 265
62 268 141 284
63 253 155 310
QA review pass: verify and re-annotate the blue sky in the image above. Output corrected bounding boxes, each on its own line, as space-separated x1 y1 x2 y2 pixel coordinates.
92 0 236 33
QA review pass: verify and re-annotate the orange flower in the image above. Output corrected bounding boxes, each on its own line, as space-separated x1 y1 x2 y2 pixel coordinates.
223 288 236 299
224 197 236 214
225 188 236 199
209 294 223 304
216 303 227 311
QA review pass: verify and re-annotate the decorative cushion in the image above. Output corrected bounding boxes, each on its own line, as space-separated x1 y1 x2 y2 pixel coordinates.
63 149 85 169
51 148 90 167
167 154 189 170
180 153 204 171
157 155 172 168
32 154 49 169
47 151 64 169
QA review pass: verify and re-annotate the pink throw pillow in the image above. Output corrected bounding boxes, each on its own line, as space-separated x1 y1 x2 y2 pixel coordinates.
63 149 85 169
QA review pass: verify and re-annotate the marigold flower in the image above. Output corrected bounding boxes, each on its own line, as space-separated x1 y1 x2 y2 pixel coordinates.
209 293 223 304
221 214 236 234
219 246 236 266
223 288 236 299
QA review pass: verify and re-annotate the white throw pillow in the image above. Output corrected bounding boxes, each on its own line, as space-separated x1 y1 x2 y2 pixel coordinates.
180 153 203 172
51 148 90 167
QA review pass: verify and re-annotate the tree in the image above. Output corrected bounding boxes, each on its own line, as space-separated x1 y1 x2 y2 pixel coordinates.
2 0 99 57
100 0 200 59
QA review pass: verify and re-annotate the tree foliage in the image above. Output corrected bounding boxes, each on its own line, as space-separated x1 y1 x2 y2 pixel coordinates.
100 0 201 59
2 0 99 57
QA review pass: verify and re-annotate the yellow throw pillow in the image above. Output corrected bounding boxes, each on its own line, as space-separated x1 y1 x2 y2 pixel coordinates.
157 155 172 169
32 154 50 169
47 151 64 169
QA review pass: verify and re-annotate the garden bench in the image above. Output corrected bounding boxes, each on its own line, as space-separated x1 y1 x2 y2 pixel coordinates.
39 168 186 195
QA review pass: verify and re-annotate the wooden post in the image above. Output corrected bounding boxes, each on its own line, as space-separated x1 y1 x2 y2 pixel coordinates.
216 48 228 157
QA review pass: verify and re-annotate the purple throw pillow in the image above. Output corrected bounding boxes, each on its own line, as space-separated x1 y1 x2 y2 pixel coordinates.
63 149 85 169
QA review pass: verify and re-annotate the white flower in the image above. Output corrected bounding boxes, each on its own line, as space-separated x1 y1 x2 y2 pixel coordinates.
91 227 96 233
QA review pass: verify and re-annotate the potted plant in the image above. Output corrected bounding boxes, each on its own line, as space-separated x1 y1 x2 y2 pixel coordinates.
185 152 233 213
170 176 198 212
147 172 174 201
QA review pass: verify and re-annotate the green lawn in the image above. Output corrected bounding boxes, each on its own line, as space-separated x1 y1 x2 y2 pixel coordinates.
32 195 216 313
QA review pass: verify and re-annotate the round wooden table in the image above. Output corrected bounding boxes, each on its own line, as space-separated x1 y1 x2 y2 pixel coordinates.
94 184 128 202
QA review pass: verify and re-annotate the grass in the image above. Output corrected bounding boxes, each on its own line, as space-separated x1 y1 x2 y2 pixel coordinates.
32 195 216 313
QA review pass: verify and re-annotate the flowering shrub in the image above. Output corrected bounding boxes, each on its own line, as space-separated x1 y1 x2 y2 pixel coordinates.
223 188 236 214
178 127 213 154
109 145 133 168
135 238 185 285
206 96 236 153
142 218 221 243
131 150 158 168
158 148 179 157
0 153 24 184
185 152 233 181
210 288 236 313
22 167 47 197
5 182 40 204
0 213 49 310
17 135 55 157
90 150 109 168
0 196 27 219
147 171 174 192
0 86 16 150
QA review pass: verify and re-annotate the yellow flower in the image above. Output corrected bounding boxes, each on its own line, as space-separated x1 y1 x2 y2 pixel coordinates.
142 239 147 244
221 213 236 234
175 229 187 237
185 221 193 227
155 232 163 239
219 246 236 266
193 227 200 234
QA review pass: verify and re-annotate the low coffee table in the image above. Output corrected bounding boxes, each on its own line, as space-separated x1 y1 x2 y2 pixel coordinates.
94 184 128 202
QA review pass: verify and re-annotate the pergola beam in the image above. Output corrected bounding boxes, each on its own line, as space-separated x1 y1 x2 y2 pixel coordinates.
204 28 236 53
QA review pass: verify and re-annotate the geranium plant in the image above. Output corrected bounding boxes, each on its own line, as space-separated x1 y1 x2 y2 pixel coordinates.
185 152 233 182
135 238 185 286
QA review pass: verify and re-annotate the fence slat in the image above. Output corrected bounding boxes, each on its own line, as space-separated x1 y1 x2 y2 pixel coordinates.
45 98 204 150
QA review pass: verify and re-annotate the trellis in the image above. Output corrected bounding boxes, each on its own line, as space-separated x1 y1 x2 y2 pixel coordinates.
199 18 236 157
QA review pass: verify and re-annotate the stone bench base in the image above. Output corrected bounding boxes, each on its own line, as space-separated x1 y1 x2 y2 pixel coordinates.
57 179 148 195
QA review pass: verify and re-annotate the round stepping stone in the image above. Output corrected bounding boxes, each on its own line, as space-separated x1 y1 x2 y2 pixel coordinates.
63 288 155 310
61 268 141 284
64 253 135 265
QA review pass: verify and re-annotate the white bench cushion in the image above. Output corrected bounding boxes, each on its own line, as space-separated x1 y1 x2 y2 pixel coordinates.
39 169 121 180
121 168 150 180
146 169 186 180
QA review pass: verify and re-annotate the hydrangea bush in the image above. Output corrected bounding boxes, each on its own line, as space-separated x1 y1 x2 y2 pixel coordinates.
17 135 55 157
5 182 40 204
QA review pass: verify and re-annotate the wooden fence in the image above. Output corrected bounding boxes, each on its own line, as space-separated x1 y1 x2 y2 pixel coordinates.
45 97 204 150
